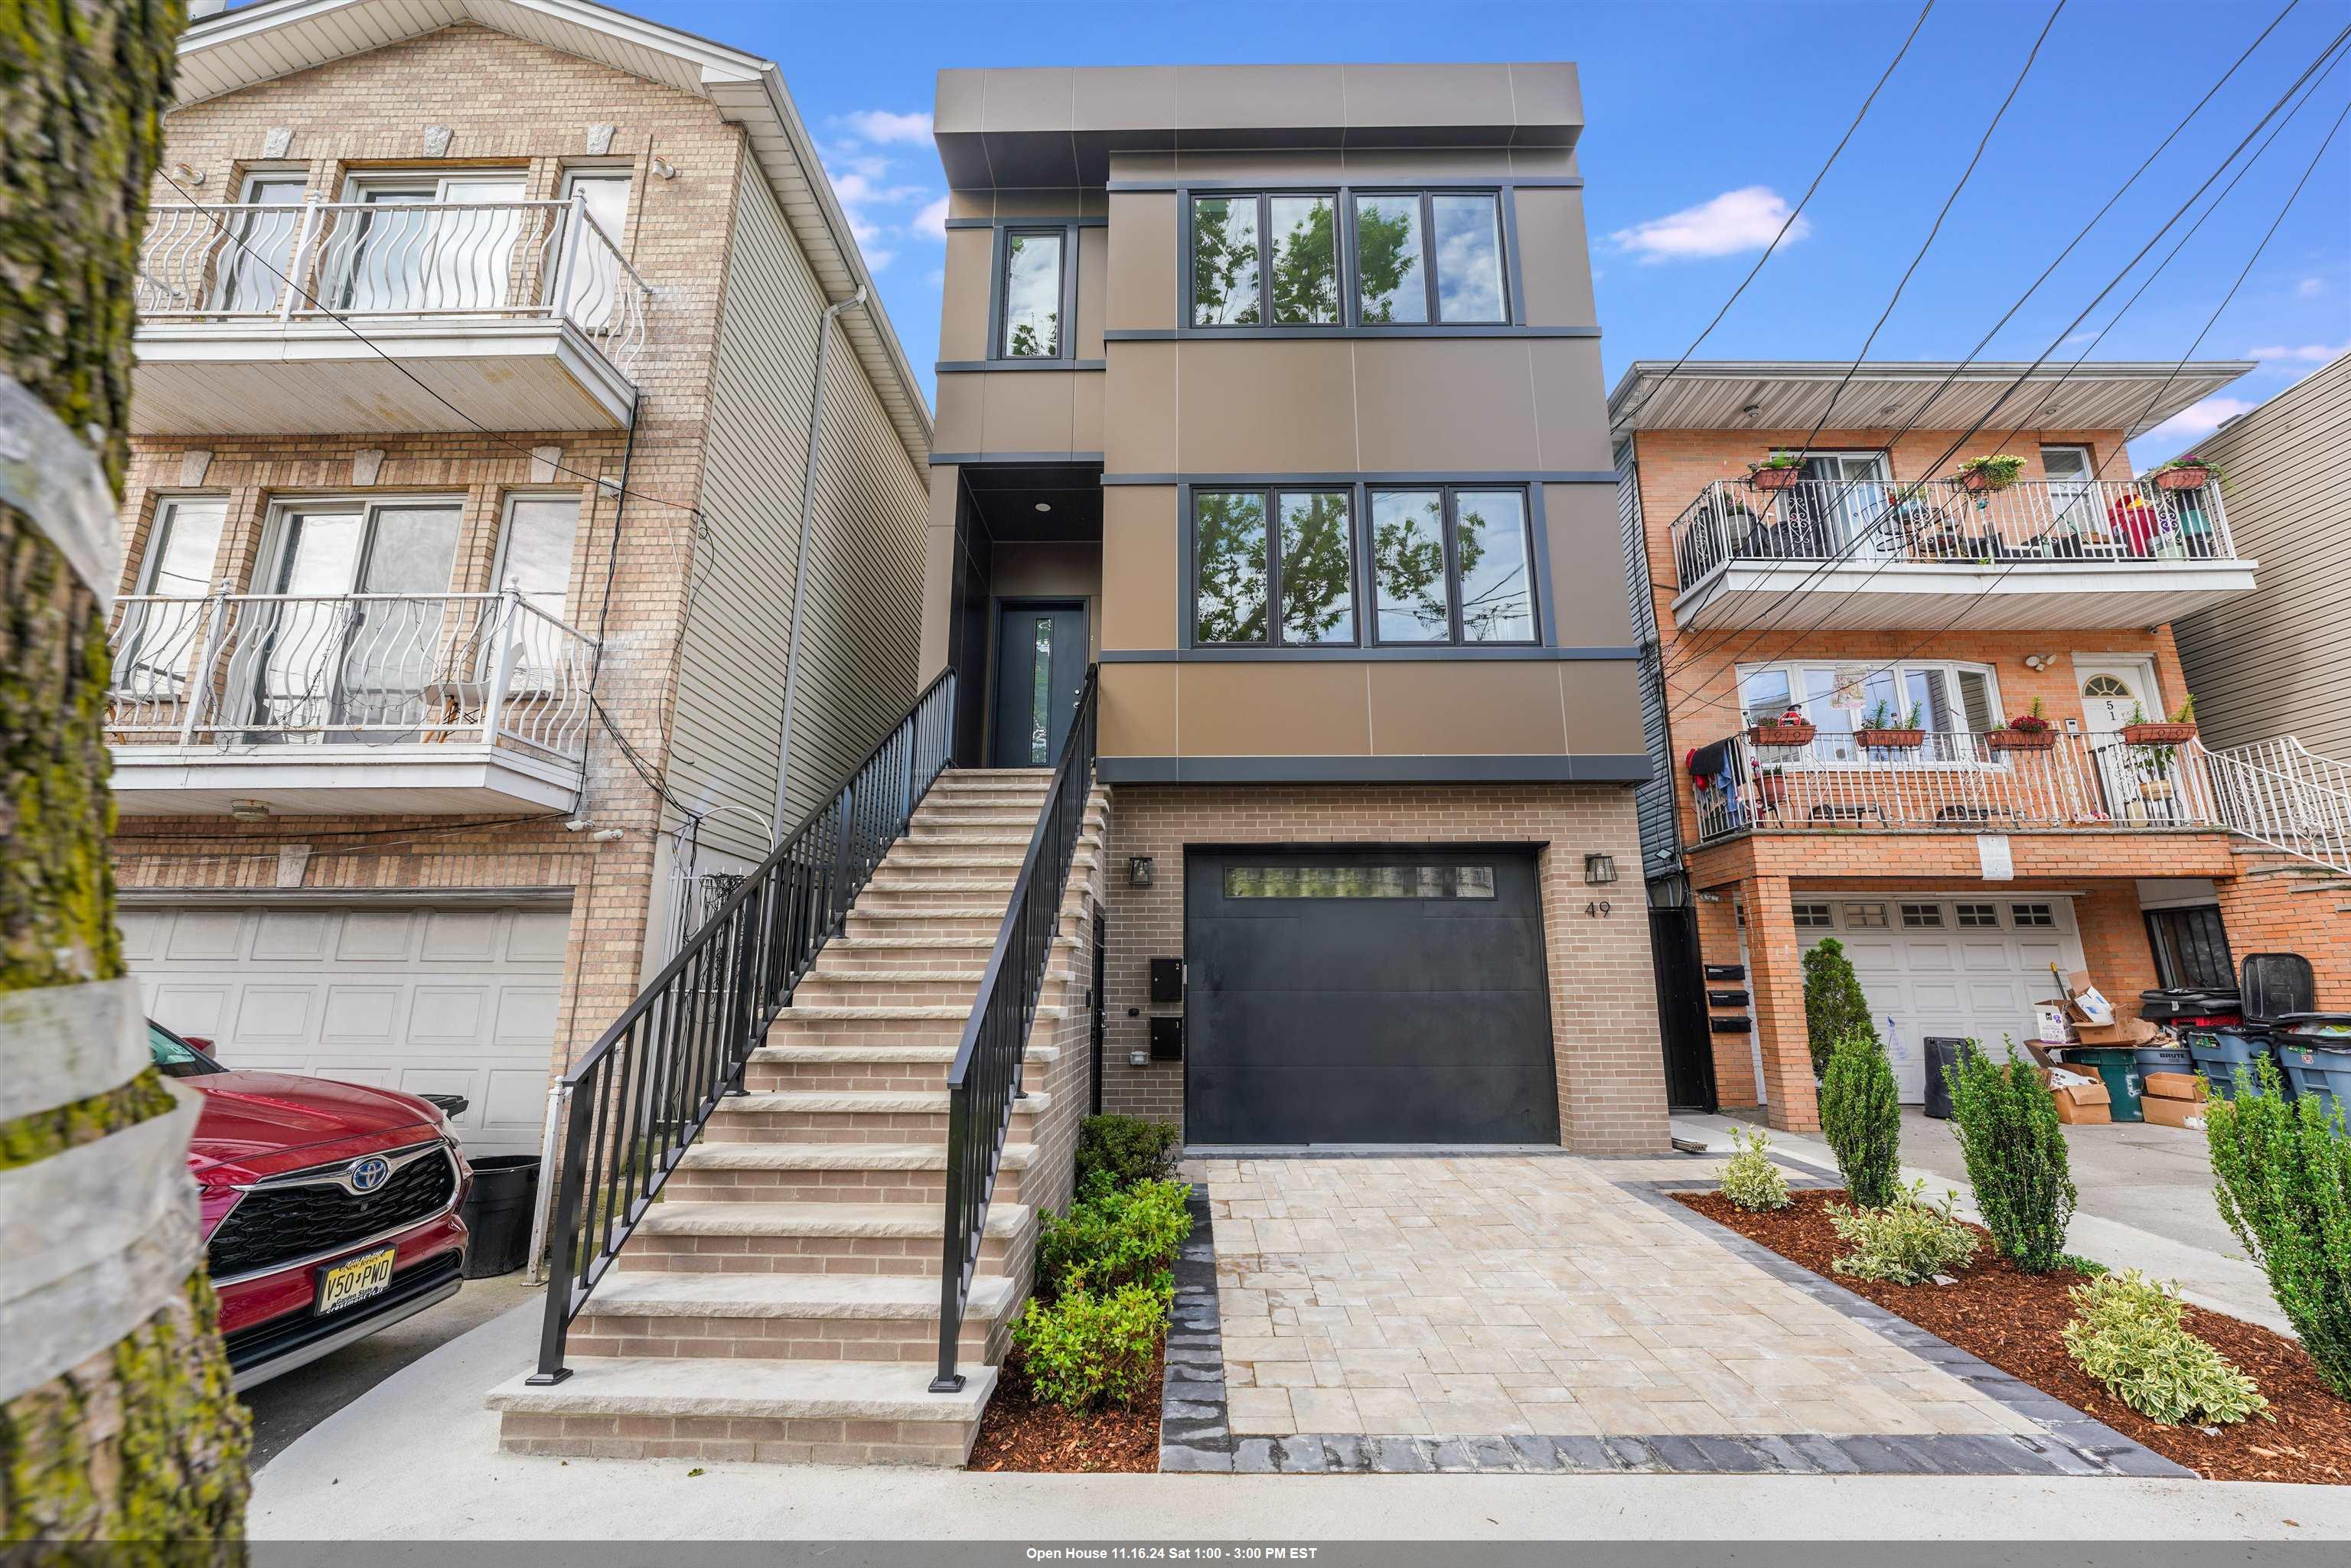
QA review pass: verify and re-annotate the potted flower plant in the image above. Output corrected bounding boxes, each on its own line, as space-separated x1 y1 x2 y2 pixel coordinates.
1748 704 1816 749
1954 454 2026 494
2154 455 2224 492
1755 764 1789 808
2133 734 2179 802
1746 451 1805 492
1987 697 2055 752
1857 700 1926 751
2120 695 2199 746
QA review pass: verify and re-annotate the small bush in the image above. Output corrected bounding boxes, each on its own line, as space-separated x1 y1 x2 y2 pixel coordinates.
2061 1270 2270 1426
2204 1061 2351 1400
1717 1126 1790 1211
1012 1277 1171 1411
1074 1113 1182 1198
1826 1181 1979 1285
1802 937 1877 1078
1035 1176 1192 1299
1819 1025 1902 1208
1945 1036 2077 1273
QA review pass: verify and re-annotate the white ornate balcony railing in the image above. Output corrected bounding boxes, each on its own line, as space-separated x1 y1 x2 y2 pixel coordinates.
1670 477 2235 593
2202 735 2351 876
1690 729 2222 843
135 196 651 380
106 591 596 768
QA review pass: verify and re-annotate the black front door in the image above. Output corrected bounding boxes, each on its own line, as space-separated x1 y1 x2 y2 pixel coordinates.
1648 904 1719 1113
1185 849 1560 1145
990 601 1087 768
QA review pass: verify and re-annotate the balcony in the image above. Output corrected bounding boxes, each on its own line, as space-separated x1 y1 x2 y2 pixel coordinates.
1668 477 2256 631
106 592 595 817
1690 729 2221 844
131 197 650 435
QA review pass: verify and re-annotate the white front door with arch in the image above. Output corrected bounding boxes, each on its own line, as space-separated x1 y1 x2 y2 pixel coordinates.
2073 655 2163 823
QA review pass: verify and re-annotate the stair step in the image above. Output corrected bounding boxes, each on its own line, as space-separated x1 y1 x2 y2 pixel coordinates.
487 1357 997 1425
782 1005 1072 1022
677 1140 1037 1174
582 1270 1018 1323
636 1201 1030 1241
752 1042 1059 1067
715 1089 1052 1117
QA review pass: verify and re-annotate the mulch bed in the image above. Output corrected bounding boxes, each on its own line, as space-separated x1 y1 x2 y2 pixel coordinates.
965 1343 1163 1472
1676 1188 2351 1484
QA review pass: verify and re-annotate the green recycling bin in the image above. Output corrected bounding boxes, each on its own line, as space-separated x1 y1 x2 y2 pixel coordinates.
2064 1046 2144 1123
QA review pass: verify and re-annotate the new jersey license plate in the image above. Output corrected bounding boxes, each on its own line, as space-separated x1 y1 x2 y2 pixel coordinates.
316 1246 397 1315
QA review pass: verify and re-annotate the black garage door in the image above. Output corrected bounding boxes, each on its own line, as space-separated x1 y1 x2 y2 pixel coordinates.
1185 849 1559 1145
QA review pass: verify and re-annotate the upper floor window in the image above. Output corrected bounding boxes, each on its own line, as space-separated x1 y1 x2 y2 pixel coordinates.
1737 659 1999 761
559 171 633 328
1371 487 1534 644
219 173 311 313
497 495 581 624
325 171 530 314
1192 487 1356 646
136 495 230 597
999 230 1064 357
1185 188 1509 331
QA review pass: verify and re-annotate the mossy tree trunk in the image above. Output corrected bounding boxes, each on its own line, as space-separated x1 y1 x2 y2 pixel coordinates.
1 0 251 1547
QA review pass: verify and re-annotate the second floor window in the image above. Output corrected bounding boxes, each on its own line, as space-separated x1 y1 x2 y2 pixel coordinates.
1193 488 1356 646
1191 194 1341 326
1738 660 2000 761
136 495 230 598
999 230 1063 357
1371 487 1534 644
1187 188 1508 330
497 495 580 625
1355 191 1506 325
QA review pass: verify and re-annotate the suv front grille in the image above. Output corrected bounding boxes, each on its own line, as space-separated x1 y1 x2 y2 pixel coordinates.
207 1144 458 1279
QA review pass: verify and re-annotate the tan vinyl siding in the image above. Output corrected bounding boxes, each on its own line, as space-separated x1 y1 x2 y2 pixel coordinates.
2172 355 2351 758
672 159 929 860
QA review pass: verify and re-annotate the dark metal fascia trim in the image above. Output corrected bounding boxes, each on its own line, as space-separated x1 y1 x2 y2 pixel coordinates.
1097 646 1639 663
1097 754 1652 784
1110 176 1586 192
1104 324 1599 341
945 216 1109 229
1104 470 1619 485
929 451 1107 467
935 360 1107 373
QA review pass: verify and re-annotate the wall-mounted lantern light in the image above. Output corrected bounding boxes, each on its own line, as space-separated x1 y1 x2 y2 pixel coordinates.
1128 856 1155 888
1583 852 1619 886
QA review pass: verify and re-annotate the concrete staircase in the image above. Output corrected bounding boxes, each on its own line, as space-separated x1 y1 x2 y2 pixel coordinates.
487 768 1107 1466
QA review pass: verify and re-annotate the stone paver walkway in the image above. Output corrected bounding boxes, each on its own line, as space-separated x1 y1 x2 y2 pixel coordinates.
1200 1155 2043 1442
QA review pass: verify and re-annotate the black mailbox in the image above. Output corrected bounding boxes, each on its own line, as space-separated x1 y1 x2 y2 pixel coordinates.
1149 958 1184 1004
1149 1015 1184 1060
1703 963 1746 982
1708 1016 1754 1035
1707 989 1750 1008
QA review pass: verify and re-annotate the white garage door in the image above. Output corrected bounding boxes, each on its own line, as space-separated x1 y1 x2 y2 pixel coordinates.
122 902 570 1153
1798 895 2086 1103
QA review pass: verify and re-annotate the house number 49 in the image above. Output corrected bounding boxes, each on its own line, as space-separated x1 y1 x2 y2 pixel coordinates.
1585 900 1612 918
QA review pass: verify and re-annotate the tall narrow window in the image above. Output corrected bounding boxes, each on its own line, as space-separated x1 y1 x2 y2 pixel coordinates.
1190 197 1260 326
1277 491 1354 644
1453 490 1533 642
138 496 229 598
1430 194 1506 322
999 230 1063 357
558 171 632 328
1192 491 1269 644
1370 489 1449 641
1028 617 1053 764
497 497 581 624
218 175 309 313
1267 195 1339 324
1352 194 1427 324
118 497 230 703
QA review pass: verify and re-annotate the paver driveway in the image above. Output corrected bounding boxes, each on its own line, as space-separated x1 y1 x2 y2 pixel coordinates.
1199 1154 2042 1441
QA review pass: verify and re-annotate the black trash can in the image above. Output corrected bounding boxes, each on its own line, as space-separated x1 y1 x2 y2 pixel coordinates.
1923 1037 1968 1120
461 1155 542 1278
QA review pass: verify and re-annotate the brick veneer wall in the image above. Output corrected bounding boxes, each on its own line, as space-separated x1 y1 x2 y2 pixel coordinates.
110 25 754 1074
1096 781 1670 1156
2213 852 2351 1008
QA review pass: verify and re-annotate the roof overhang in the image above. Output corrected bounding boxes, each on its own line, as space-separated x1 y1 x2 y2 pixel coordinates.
1607 360 2254 442
174 0 931 466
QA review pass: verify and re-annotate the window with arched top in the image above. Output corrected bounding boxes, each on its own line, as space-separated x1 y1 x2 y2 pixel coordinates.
2082 674 2132 698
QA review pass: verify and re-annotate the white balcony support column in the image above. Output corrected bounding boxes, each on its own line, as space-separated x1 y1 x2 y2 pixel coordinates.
481 592 522 750
279 197 321 323
175 587 232 746
555 191 589 326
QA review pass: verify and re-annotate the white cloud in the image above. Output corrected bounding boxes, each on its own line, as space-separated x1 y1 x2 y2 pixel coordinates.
863 249 895 273
924 267 946 288
2297 276 2325 298
1609 186 1811 262
2246 341 2348 363
2139 395 2255 454
2062 331 2098 347
914 194 951 240
838 109 933 145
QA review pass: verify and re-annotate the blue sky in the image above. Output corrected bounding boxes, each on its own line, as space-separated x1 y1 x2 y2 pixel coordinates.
637 1 2347 462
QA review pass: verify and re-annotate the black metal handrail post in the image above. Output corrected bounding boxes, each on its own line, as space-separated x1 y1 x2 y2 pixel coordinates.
529 669 957 1384
931 667 1098 1393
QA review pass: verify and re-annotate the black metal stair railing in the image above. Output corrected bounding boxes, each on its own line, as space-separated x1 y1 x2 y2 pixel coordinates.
529 669 957 1384
931 666 1098 1391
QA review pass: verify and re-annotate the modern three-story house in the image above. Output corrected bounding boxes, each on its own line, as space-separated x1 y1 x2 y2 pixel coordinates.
1612 359 2346 1130
919 62 1668 1155
109 0 931 1152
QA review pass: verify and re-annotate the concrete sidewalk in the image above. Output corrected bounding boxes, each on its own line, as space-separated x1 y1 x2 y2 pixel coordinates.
248 1275 2351 1541
1671 1113 2288 1335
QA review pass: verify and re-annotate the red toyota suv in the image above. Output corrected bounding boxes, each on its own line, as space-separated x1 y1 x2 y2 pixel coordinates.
149 1022 471 1389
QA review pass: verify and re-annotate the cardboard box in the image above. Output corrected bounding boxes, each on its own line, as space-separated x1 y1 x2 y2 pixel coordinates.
2071 1016 2160 1047
2035 1006 2071 1045
2052 1079 2112 1125
2143 1071 2207 1102
2141 1094 2206 1130
2064 970 2116 1027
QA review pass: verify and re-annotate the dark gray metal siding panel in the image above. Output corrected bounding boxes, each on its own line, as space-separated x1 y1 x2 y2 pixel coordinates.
1617 441 1679 869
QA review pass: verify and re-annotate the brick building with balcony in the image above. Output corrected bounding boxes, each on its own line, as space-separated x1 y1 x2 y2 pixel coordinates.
1612 360 2350 1130
107 0 931 1153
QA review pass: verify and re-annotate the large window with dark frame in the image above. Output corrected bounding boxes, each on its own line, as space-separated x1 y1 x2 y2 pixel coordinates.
1188 188 1508 330
1192 487 1357 646
999 229 1065 358
1369 486 1535 644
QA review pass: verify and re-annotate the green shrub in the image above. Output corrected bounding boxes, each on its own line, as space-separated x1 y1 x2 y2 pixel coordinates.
1074 1113 1182 1198
1012 1277 1171 1411
1826 1181 1979 1284
1945 1036 2077 1273
1802 937 1877 1078
1717 1125 1790 1212
2204 1061 2351 1400
1819 1025 1902 1208
2061 1270 2270 1426
1035 1176 1193 1299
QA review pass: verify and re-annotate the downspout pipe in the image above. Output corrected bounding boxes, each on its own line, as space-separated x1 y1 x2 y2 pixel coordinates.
773 286 867 833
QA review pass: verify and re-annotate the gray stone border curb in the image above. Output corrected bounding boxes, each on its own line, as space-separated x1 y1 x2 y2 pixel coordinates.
1159 1185 1234 1472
